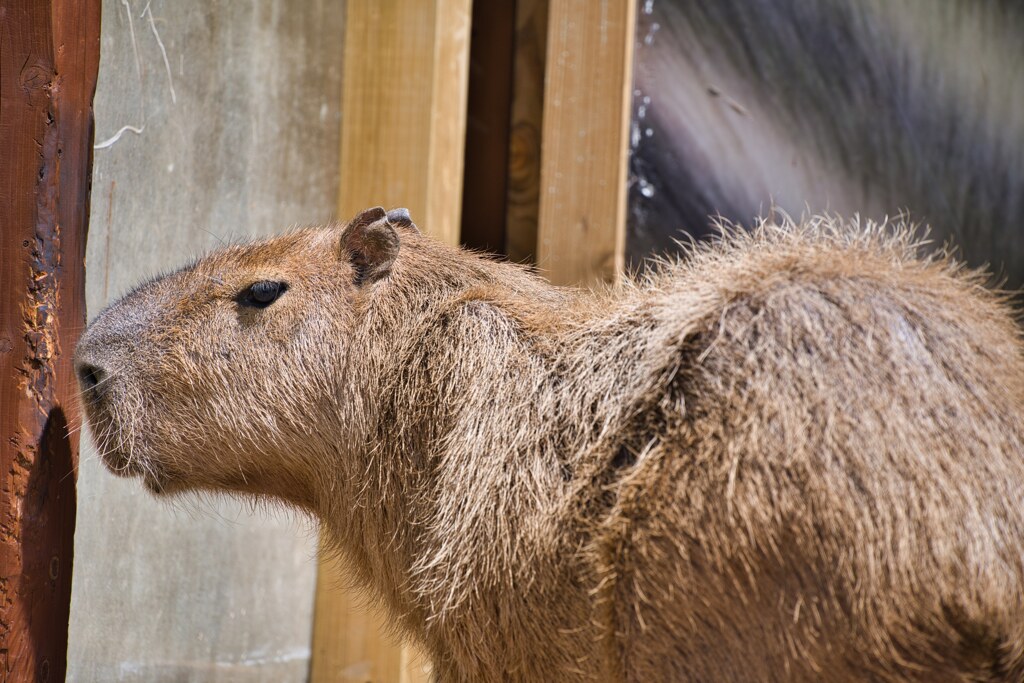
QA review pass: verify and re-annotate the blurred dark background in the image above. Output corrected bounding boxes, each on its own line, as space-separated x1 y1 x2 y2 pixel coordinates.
627 0 1024 289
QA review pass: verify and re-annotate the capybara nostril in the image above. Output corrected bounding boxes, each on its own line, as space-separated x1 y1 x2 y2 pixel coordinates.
77 362 106 397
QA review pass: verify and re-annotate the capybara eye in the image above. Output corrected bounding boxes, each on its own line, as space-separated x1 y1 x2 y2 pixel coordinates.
239 280 287 308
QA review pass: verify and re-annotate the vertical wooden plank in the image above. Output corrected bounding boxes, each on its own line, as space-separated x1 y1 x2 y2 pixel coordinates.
312 556 402 683
536 0 636 287
312 1 471 682
459 0 517 254
425 0 474 247
505 0 550 264
333 0 471 245
399 644 432 683
0 0 100 681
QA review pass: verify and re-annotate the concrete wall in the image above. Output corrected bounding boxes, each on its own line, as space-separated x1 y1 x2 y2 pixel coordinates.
68 1 344 680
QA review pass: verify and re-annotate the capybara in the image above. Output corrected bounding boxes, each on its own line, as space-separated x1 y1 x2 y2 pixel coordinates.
76 209 1024 681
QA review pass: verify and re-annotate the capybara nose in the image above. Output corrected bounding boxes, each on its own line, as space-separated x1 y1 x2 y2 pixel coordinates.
76 362 107 399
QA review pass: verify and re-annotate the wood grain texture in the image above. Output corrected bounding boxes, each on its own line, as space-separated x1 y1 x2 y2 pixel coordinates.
0 0 100 680
312 1 471 681
334 0 471 245
536 0 636 287
505 0 549 264
312 555 433 683
311 556 403 683
425 0 473 247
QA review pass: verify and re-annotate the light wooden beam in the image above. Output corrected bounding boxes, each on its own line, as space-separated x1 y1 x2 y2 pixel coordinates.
333 0 472 244
311 1 471 682
536 0 637 287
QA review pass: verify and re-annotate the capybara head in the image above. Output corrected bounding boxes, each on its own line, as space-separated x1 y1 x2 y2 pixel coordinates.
74 207 414 502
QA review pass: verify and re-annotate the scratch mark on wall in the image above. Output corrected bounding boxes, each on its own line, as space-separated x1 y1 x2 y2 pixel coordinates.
122 0 144 87
94 124 145 150
95 0 147 150
145 5 177 105
103 181 115 300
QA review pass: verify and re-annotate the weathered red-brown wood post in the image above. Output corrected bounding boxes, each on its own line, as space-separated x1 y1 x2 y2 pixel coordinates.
0 1 100 679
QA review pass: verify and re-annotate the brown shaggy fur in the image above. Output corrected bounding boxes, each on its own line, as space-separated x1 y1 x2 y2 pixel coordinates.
75 210 1024 681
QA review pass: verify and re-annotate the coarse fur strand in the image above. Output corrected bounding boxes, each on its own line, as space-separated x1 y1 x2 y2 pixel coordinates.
75 212 1024 681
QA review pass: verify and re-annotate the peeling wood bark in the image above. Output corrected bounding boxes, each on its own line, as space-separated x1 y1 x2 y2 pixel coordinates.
0 1 100 680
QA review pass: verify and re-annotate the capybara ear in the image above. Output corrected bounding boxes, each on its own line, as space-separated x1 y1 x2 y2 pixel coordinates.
341 206 400 285
386 207 419 232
